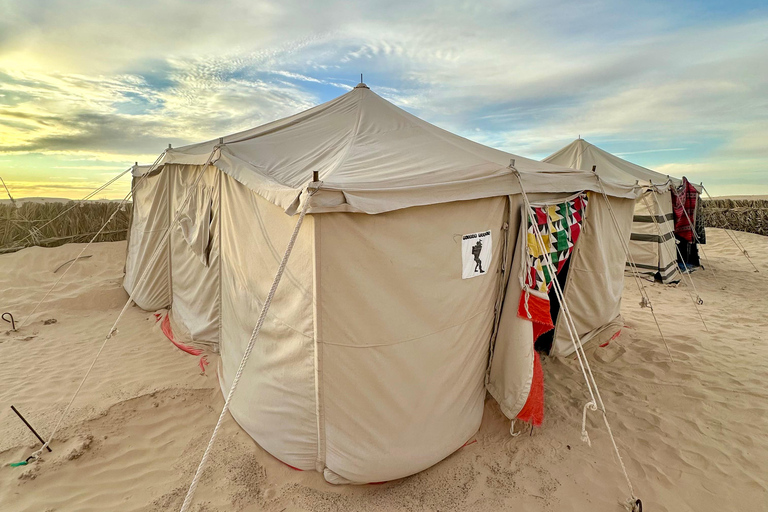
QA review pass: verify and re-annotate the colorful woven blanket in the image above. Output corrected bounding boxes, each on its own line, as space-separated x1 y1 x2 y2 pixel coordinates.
516 193 588 426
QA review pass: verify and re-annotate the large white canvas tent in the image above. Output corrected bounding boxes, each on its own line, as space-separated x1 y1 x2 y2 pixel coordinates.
124 85 641 484
544 139 688 284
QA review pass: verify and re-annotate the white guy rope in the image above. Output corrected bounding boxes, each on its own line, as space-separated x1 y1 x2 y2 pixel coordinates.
650 190 709 279
670 185 714 273
27 147 216 461
592 176 673 361
179 185 316 512
4 165 135 250
513 169 638 505
17 188 133 329
0 176 17 206
642 194 709 332
701 185 759 273
17 151 166 330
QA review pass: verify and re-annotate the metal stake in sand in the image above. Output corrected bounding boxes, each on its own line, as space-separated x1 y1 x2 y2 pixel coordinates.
2 312 16 331
11 406 52 453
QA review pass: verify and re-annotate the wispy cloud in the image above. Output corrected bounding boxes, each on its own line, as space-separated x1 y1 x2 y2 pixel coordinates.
0 0 766 198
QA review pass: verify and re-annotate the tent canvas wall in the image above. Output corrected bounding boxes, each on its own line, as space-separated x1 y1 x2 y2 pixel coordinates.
544 139 682 284
125 86 640 484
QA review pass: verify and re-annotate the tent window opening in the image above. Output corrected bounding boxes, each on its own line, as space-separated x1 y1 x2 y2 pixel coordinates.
178 185 213 267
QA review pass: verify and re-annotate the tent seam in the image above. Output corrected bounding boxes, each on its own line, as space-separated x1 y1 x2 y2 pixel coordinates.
217 169 223 350
312 213 326 472
319 307 494 349
166 166 174 308
321 89 366 183
376 92 505 170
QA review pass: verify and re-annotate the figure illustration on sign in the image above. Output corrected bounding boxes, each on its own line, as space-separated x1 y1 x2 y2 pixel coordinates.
472 239 484 273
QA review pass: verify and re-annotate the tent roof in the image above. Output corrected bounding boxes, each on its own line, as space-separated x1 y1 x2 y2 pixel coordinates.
131 164 154 177
158 86 640 214
543 139 696 193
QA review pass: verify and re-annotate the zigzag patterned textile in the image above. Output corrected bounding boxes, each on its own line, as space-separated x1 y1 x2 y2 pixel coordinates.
524 193 588 295
515 192 588 427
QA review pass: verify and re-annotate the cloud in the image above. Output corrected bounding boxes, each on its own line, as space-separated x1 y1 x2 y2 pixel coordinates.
0 0 766 196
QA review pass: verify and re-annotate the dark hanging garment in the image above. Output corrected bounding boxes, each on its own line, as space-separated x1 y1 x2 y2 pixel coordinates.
671 177 698 243
676 236 700 267
672 177 703 267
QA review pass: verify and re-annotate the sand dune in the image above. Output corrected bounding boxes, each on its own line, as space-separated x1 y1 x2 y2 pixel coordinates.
1 229 767 511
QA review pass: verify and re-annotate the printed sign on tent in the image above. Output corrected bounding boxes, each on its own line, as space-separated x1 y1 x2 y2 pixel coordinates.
461 230 492 279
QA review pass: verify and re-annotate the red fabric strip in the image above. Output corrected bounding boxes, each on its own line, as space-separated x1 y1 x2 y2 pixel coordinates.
160 313 203 356
517 292 554 340
516 351 544 426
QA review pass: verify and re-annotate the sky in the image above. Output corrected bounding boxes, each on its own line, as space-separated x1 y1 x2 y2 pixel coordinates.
0 0 766 199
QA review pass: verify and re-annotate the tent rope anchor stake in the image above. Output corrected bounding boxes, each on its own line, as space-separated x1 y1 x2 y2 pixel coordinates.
10 405 52 454
512 167 642 508
22 148 174 463
2 312 16 331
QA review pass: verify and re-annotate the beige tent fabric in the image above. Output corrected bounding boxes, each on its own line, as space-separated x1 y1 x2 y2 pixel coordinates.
157 88 639 216
316 197 507 483
178 184 213 267
131 164 154 177
544 139 686 285
544 139 676 191
485 196 532 420
552 193 635 357
124 167 633 481
218 173 318 471
124 168 171 311
630 190 678 284
123 90 649 485
167 164 221 344
653 192 680 279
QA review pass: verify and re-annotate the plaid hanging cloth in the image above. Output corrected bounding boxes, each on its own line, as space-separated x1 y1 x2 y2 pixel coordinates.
516 193 588 426
671 177 698 242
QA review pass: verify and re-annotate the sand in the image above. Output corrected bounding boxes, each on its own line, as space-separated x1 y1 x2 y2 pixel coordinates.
1 229 766 511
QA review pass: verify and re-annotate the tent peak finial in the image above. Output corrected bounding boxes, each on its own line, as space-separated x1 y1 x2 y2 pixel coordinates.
355 73 369 89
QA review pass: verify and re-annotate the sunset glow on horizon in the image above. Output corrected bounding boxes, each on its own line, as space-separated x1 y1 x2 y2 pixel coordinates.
1 0 767 199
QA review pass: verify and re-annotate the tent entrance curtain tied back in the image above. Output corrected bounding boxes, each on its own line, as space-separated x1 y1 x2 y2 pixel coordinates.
517 193 588 426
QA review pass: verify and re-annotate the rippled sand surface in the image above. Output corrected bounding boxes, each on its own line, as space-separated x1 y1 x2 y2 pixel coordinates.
1 229 766 511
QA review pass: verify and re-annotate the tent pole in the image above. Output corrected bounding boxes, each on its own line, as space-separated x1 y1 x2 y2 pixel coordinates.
10 405 52 453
